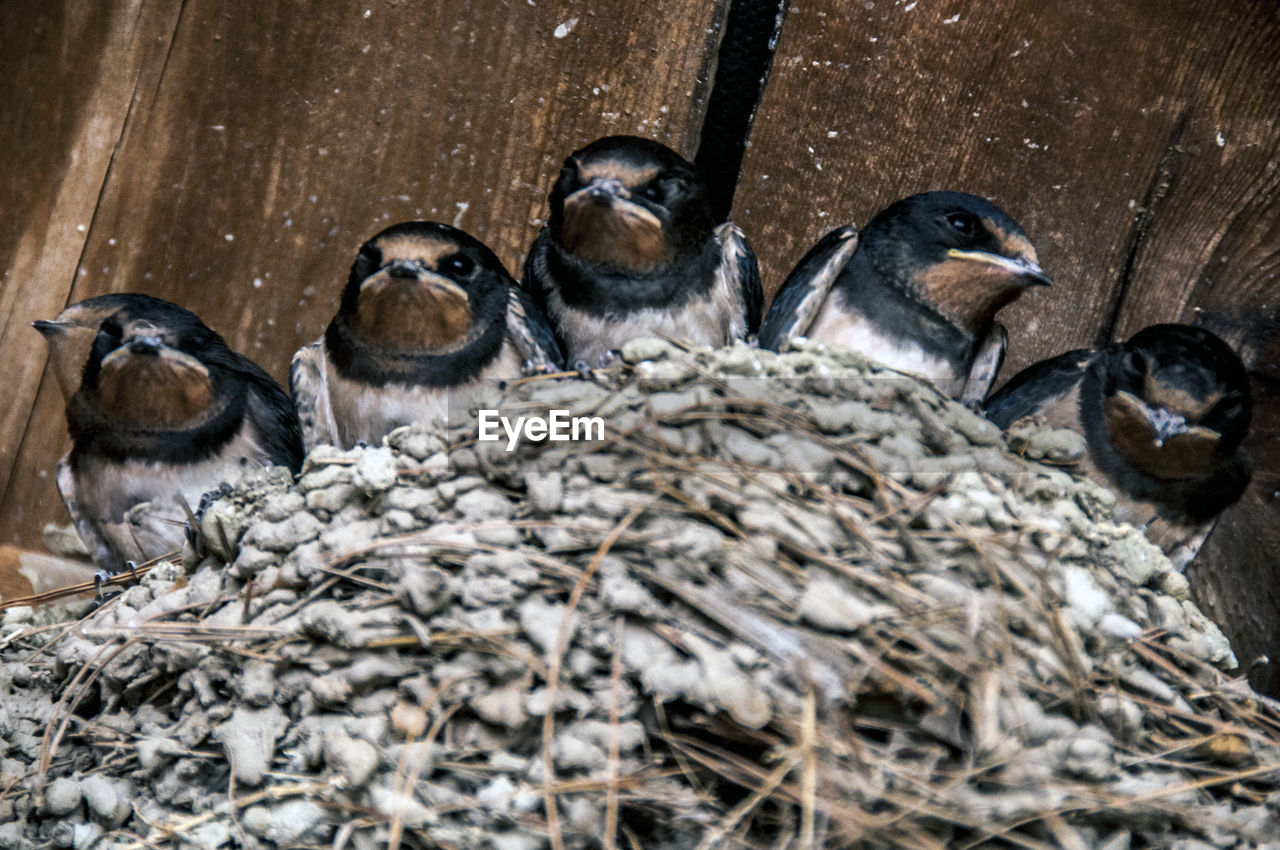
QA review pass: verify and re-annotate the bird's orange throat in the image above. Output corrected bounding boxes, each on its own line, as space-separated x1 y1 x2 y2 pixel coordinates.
914 259 1030 333
95 350 216 428
356 278 474 353
1104 392 1221 480
561 194 669 272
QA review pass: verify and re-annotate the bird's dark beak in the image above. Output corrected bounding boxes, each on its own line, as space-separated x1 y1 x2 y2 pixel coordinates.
32 319 68 338
1015 259 1053 287
947 249 1052 286
565 177 662 231
386 259 427 280
420 271 469 302
361 261 469 305
126 335 165 355
577 177 628 203
1116 389 1190 447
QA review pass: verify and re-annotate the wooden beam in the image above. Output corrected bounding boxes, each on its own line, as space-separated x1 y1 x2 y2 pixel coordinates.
0 0 185 541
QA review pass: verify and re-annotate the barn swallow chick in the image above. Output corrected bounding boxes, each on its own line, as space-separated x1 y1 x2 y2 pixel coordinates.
291 221 563 451
33 294 142 402
522 135 762 368
985 324 1252 569
35 294 304 571
758 191 1051 405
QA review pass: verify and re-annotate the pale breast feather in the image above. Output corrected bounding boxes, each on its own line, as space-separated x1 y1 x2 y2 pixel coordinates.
805 302 965 395
63 418 281 569
324 338 526 448
550 291 741 367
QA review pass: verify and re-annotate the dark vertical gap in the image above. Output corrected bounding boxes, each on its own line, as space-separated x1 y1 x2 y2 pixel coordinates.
694 0 789 224
1093 109 1190 347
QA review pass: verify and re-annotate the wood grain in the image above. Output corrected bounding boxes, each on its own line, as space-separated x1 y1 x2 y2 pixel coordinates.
1108 3 1279 341
0 0 183 537
734 0 1280 375
0 0 729 549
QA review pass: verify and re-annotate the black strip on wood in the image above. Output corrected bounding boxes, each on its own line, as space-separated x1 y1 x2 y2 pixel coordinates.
695 0 788 223
1094 108 1190 348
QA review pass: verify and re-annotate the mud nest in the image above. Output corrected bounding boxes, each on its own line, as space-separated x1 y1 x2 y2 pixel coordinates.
2 338 1278 850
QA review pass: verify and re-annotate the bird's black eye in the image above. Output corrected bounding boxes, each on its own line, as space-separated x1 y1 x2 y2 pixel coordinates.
445 254 476 277
945 212 978 236
100 317 124 340
1122 350 1151 388
640 183 665 203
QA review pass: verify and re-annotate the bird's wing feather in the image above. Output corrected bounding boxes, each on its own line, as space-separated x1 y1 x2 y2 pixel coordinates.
713 222 764 337
57 453 116 571
198 337 304 471
1152 518 1216 572
520 227 555 308
960 323 1008 408
290 340 340 455
506 285 565 371
757 225 859 350
983 348 1096 429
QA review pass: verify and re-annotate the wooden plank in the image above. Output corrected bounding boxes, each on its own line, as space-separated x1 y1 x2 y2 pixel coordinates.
0 0 729 550
1108 3 1279 340
0 0 184 541
733 0 1278 375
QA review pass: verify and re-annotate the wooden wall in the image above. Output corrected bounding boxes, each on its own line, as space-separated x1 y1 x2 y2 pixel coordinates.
1 1 1276 687
737 0 1280 374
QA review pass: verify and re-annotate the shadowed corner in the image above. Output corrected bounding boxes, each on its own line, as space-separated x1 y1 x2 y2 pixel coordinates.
1184 310 1280 697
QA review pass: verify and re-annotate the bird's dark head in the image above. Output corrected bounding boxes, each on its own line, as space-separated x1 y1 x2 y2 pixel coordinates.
860 191 1050 332
547 135 713 274
1102 323 1251 479
340 221 511 353
35 293 211 405
76 299 230 430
